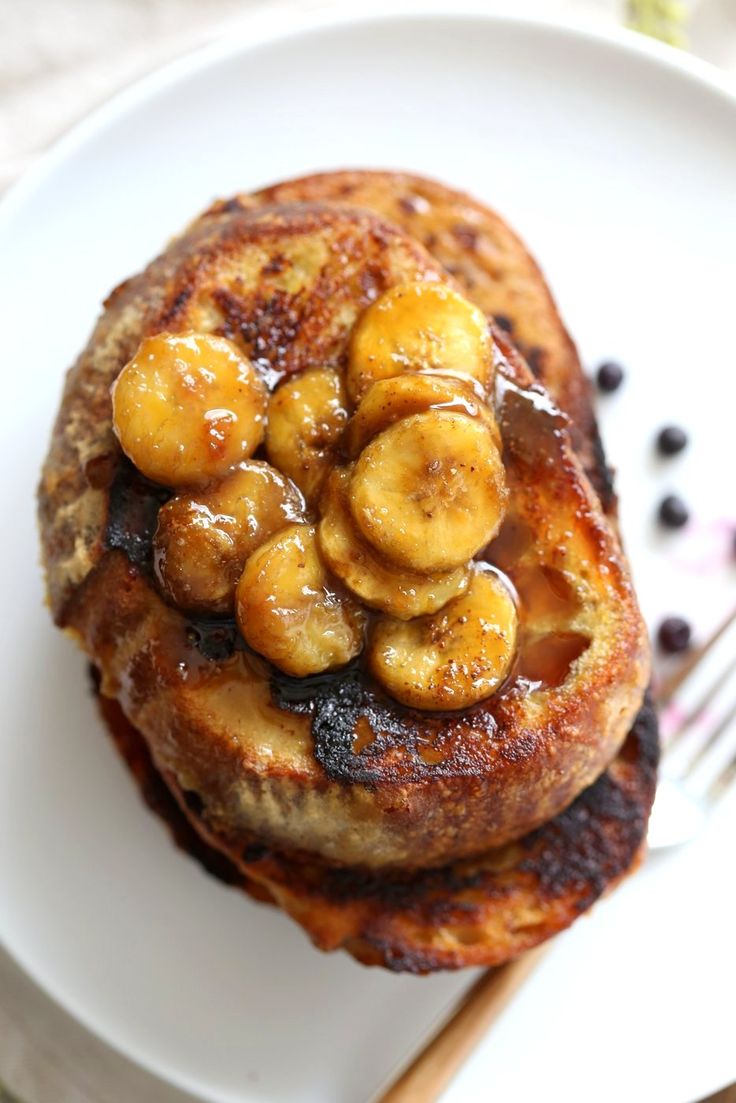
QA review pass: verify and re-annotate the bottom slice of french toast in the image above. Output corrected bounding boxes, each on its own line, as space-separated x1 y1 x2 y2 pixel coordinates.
96 674 657 972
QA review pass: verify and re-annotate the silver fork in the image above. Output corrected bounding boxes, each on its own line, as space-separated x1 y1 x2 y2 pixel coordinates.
648 607 736 850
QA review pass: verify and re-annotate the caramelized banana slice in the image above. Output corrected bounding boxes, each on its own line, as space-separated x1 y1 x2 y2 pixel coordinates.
318 468 469 619
235 523 366 676
265 368 349 502
154 461 304 614
369 565 518 710
347 281 492 403
112 332 267 487
344 370 499 458
349 409 507 574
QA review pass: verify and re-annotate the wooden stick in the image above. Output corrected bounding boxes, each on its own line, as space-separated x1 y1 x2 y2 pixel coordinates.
376 947 546 1103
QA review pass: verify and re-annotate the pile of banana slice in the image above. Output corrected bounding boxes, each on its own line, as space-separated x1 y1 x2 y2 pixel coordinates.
111 281 519 711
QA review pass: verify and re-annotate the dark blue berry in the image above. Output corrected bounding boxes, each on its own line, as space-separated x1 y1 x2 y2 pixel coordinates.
595 361 625 393
657 616 692 653
656 426 688 456
658 495 689 529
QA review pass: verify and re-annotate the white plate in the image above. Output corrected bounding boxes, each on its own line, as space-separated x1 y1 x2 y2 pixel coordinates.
1 7 735 1103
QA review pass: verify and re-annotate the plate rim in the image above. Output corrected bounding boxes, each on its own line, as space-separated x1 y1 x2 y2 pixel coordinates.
1 0 735 232
2 6 736 1100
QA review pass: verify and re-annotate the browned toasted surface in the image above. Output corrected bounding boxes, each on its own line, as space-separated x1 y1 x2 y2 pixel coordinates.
99 679 658 972
39 202 440 621
38 200 649 871
245 170 612 508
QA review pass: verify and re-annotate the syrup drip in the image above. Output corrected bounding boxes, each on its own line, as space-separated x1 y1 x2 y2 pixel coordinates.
494 370 570 470
483 515 535 571
512 565 582 621
518 632 591 689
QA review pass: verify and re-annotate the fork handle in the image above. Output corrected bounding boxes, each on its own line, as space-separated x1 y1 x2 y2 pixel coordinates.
376 946 546 1103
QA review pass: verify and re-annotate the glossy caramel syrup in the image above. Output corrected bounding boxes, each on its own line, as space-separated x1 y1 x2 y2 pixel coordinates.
104 362 591 781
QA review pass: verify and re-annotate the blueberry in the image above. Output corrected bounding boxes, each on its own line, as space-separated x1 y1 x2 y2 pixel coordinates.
595 361 625 393
658 494 689 529
656 425 688 456
657 616 692 654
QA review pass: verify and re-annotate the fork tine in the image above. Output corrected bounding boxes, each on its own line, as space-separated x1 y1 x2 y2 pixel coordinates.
677 697 736 783
706 748 736 804
656 607 736 708
665 655 736 751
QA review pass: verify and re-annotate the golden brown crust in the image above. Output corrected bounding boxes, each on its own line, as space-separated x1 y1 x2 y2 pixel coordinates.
39 202 440 622
244 170 613 508
39 200 649 871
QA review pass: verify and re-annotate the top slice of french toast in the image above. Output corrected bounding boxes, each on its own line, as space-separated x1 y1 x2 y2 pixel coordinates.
38 195 649 871
243 170 613 511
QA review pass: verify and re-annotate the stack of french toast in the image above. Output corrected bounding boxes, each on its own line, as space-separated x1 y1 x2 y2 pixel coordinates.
38 170 657 972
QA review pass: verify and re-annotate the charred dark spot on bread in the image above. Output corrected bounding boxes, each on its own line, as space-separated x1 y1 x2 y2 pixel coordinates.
451 224 479 252
185 618 241 662
84 451 118 490
524 346 544 378
182 788 205 816
104 461 242 660
262 253 287 276
213 286 303 374
242 843 270 863
494 313 514 334
157 287 194 329
272 663 506 784
105 457 170 569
